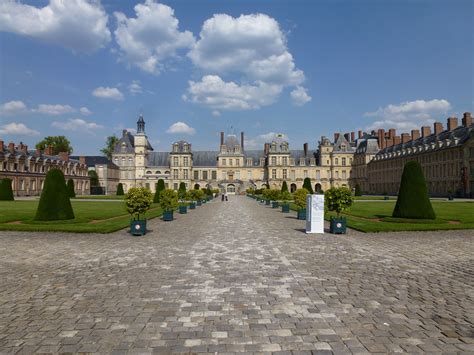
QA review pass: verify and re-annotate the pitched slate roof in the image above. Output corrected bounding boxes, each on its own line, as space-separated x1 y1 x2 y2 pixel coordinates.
147 152 170 167
70 156 109 167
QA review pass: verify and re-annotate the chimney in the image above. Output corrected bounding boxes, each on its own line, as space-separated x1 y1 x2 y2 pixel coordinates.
334 133 340 142
462 112 472 127
59 152 69 161
358 130 363 139
303 143 308 156
344 133 350 141
8 142 15 153
350 132 355 142
393 136 401 145
240 131 244 151
377 129 385 149
220 131 224 146
434 122 443 135
401 133 410 143
34 149 41 157
264 143 270 155
385 138 393 148
388 128 396 139
79 156 86 165
421 126 431 138
0 140 3 151
447 116 458 131
411 129 420 141
45 145 54 156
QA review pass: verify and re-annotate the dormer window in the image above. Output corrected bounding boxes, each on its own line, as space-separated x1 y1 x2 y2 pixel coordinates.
341 145 346 152
121 142 127 153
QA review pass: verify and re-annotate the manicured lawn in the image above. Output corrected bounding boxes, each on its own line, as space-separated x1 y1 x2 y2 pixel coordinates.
0 200 162 233
73 195 125 200
354 195 395 200
287 200 474 232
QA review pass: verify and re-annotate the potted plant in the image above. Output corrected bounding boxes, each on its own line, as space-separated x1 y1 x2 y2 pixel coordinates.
178 183 187 214
187 191 196 209
270 189 281 208
325 187 353 234
383 191 389 200
195 189 204 206
448 189 454 201
262 188 271 205
125 187 153 236
159 189 178 221
293 188 309 220
280 191 292 213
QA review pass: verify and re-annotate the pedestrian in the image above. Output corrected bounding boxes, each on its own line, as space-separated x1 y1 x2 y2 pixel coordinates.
221 193 224 201
225 193 228 201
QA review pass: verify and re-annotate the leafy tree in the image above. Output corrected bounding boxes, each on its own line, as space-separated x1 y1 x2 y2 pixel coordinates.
101 135 119 159
178 182 187 199
34 169 75 221
154 179 165 203
116 183 124 196
66 179 76 198
0 178 14 201
36 136 73 154
125 187 153 220
293 188 309 210
393 161 436 219
159 189 179 212
354 184 362 196
281 180 289 193
325 187 354 217
88 170 99 186
280 191 292 203
303 178 314 194
268 189 281 201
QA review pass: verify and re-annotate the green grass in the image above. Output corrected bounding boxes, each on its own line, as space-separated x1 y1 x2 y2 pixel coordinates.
288 200 474 232
0 200 162 233
73 195 125 200
354 195 394 200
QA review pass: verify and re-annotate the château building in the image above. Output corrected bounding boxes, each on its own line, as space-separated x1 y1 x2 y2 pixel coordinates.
112 115 356 194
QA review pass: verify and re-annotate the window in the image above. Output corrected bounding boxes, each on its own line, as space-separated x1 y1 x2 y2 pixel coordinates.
173 169 178 179
236 159 240 166
342 158 346 166
222 158 226 166
202 171 208 180
212 171 217 180
183 169 188 179
282 157 288 165
173 156 179 166
183 157 189 166
272 169 277 179
236 171 240 179
342 171 346 179
335 171 339 179
304 170 308 178
300 158 305 166
194 170 199 180
335 158 339 165
316 170 320 180
222 171 226 179
229 159 233 166
283 169 287 179
247 158 252 166
341 145 346 152
271 156 276 165
173 183 178 190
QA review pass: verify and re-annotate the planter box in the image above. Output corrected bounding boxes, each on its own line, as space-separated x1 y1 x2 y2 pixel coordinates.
189 202 196 209
162 210 174 221
330 217 347 234
272 201 279 208
197 200 202 206
265 200 270 205
179 205 187 214
281 204 290 213
130 219 147 236
297 208 306 220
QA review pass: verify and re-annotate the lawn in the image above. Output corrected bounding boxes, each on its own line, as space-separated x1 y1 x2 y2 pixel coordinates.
289 200 474 232
0 200 162 233
73 195 125 200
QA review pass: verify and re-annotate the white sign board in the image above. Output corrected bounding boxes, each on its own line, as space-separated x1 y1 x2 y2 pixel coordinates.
306 194 325 234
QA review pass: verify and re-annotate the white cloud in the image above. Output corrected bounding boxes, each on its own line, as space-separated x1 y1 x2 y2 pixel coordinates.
290 86 312 106
114 0 194 74
128 80 142 95
166 121 195 135
0 122 39 136
79 107 92 116
211 110 221 117
245 132 288 149
365 99 452 130
184 75 282 111
34 104 75 115
92 86 124 100
0 0 111 52
52 118 103 132
0 100 28 116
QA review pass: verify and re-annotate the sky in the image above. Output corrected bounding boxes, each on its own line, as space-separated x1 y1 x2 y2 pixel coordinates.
0 0 472 155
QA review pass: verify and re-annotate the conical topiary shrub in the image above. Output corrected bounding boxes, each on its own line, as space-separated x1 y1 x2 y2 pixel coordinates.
393 161 435 219
34 169 75 220
67 179 76 198
354 183 362 196
154 179 165 203
281 180 288 193
178 182 187 199
116 183 124 196
0 178 14 200
303 177 314 194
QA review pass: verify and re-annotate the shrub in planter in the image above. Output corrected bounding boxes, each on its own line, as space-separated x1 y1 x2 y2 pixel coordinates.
154 179 165 203
159 189 178 221
383 191 389 200
186 192 196 209
293 188 309 220
0 178 14 201
325 187 353 234
116 183 124 196
448 189 454 201
67 179 76 198
281 181 289 193
303 177 314 194
178 182 187 199
393 161 435 219
268 189 280 208
35 169 74 221
189 189 204 206
354 183 362 197
280 191 292 213
125 187 153 235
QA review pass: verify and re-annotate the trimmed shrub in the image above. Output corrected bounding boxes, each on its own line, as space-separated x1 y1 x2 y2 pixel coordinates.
393 161 436 219
303 178 314 194
0 178 14 200
34 169 75 220
154 179 165 203
280 191 292 202
267 189 281 201
66 179 76 198
159 189 179 212
325 187 353 217
125 187 153 220
354 184 362 196
293 188 309 210
178 182 187 199
281 180 289 193
116 183 124 196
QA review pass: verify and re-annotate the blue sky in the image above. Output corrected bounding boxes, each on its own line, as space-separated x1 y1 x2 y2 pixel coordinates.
0 0 472 155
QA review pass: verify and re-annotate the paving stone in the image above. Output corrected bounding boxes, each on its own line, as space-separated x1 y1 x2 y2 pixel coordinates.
0 196 472 353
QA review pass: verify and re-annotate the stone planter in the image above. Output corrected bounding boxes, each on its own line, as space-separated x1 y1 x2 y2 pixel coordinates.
130 219 146 236
272 201 279 208
330 217 347 234
297 208 306 220
162 210 174 221
179 205 187 214
189 202 196 209
281 204 290 213
197 200 202 206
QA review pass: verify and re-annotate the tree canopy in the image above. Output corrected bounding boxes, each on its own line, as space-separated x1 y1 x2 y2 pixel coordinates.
36 136 73 154
101 135 119 159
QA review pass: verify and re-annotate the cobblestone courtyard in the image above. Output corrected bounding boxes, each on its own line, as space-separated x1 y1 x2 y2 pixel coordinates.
0 196 473 354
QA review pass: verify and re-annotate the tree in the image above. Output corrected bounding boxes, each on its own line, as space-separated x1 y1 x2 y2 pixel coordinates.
281 180 289 193
393 161 436 219
116 183 124 196
354 184 362 196
178 182 187 199
303 178 314 194
154 179 165 203
125 187 153 220
67 179 76 198
325 187 353 217
34 169 75 221
293 188 309 210
88 170 99 186
101 135 119 159
36 136 73 154
0 178 14 200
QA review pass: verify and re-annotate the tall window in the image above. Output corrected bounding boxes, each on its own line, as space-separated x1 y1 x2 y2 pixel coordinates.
271 156 276 165
316 170 320 180
173 169 178 179
202 171 208 180
282 157 288 165
183 169 188 179
222 171 226 179
222 158 226 166
342 171 346 179
183 157 189 166
194 170 199 180
229 159 233 166
304 170 308 178
335 158 338 165
272 169 277 179
173 156 179 166
283 169 287 179
212 171 217 180
335 171 339 179
342 158 346 166
236 159 240 166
